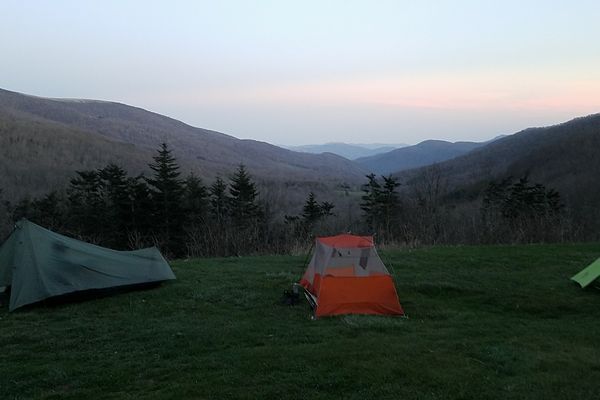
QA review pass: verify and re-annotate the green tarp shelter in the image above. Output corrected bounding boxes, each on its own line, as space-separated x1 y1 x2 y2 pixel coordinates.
0 219 175 311
571 257 600 288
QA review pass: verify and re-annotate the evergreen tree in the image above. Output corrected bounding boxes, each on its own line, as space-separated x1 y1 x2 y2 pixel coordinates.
380 175 401 237
209 176 229 223
33 192 68 231
229 164 261 228
184 173 209 226
360 174 401 240
67 170 105 238
126 175 154 242
481 176 564 242
301 192 335 226
145 143 185 255
301 192 322 225
501 177 562 220
98 164 131 247
482 177 512 213
13 191 68 231
361 173 382 231
99 164 129 209
207 176 231 255
285 192 336 239
320 201 335 218
545 189 563 216
228 165 262 255
11 196 33 223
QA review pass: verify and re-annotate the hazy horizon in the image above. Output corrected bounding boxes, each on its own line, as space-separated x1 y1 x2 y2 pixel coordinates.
2 1 599 146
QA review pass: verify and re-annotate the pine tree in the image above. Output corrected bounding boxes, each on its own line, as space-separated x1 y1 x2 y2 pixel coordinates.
301 192 335 227
284 192 336 239
481 176 564 242
209 176 229 223
380 175 401 238
126 175 154 242
67 170 105 239
227 165 263 255
361 173 382 231
207 176 231 255
229 164 261 229
34 192 68 231
184 173 209 226
145 143 185 255
320 201 335 217
15 191 69 232
301 192 322 225
360 174 401 240
98 164 131 247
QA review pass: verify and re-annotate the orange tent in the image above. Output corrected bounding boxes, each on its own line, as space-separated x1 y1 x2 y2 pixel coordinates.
299 234 404 317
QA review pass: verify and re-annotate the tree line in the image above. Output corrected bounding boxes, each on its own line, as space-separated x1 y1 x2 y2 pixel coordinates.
0 143 340 257
358 168 569 245
0 143 573 257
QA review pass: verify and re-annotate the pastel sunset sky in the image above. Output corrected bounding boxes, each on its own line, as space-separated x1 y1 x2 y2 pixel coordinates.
2 0 599 145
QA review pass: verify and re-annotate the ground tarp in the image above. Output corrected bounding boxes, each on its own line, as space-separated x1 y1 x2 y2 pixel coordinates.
0 219 175 311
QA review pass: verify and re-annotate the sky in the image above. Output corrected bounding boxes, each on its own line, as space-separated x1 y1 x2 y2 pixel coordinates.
1 0 600 145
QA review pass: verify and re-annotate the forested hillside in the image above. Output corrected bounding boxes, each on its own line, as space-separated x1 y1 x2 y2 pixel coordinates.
1 142 353 258
0 110 153 200
2 87 599 255
0 88 366 201
395 114 600 241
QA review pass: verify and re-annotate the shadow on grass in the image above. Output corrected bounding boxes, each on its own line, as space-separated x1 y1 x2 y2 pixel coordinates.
4 282 169 313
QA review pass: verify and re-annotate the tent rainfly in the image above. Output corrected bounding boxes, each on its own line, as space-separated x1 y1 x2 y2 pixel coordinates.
0 219 175 311
571 257 600 288
299 234 404 317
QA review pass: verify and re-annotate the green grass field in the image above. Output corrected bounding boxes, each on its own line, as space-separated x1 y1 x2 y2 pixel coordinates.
2 244 600 399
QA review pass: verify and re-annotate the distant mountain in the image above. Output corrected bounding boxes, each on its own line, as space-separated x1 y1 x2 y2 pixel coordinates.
355 139 486 175
286 142 406 160
396 114 600 226
0 88 366 201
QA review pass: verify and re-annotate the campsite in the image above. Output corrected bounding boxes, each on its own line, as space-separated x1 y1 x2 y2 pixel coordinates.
3 2 600 399
2 243 600 399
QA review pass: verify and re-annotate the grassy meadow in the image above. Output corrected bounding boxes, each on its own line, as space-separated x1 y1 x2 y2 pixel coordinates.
2 244 600 399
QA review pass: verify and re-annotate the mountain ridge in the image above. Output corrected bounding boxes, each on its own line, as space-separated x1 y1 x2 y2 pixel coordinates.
355 139 487 175
0 88 366 201
286 142 407 160
394 113 600 225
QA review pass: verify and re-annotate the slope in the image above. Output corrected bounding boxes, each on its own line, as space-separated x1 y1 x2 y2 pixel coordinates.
0 108 153 201
0 88 366 201
397 114 600 223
